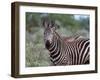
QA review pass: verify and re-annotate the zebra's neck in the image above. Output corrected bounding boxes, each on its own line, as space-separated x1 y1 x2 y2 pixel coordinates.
48 31 64 52
48 31 68 65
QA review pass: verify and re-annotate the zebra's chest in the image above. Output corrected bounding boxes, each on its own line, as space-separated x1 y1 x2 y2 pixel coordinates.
50 55 72 65
49 40 80 65
50 48 73 65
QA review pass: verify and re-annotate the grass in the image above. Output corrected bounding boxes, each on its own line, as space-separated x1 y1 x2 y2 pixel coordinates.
26 28 52 67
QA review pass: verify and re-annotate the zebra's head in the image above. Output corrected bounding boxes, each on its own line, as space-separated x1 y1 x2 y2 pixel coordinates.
42 17 58 48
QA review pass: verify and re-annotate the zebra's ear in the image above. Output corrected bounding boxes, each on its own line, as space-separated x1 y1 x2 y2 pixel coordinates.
41 17 48 28
41 17 50 28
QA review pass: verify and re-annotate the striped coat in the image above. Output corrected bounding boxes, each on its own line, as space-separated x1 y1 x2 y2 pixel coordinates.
42 17 90 66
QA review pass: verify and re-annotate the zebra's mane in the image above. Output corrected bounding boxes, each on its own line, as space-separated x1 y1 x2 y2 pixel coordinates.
53 30 63 40
53 30 66 46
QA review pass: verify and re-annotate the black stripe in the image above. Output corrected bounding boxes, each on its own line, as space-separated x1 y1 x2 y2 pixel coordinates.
76 43 79 64
49 40 56 52
80 40 89 64
82 47 90 64
68 43 74 65
50 37 58 54
50 36 62 64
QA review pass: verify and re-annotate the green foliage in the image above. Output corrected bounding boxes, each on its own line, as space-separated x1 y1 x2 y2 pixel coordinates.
26 12 89 67
79 16 89 31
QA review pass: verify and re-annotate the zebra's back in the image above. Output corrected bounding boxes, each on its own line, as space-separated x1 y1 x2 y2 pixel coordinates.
63 38 90 65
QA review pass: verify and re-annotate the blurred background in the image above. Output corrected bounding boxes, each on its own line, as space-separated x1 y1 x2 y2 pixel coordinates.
25 12 89 67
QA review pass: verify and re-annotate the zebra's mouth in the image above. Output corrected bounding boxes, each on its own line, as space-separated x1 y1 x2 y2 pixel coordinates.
45 40 51 49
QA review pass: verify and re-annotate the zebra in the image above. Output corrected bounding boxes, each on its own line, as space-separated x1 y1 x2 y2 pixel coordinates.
42 17 90 66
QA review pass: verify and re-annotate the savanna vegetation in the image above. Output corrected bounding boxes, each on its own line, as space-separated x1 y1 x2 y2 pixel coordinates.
25 12 89 67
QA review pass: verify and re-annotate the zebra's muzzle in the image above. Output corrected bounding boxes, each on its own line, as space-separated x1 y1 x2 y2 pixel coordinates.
45 40 51 49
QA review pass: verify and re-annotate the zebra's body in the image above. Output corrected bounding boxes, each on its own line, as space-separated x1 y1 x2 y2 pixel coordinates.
42 17 90 65
46 31 89 65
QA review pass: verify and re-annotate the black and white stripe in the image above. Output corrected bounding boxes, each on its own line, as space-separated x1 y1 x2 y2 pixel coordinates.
42 18 90 65
46 31 89 65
